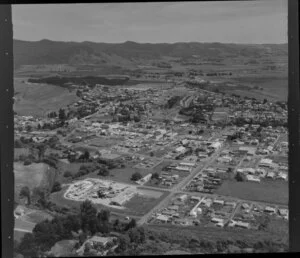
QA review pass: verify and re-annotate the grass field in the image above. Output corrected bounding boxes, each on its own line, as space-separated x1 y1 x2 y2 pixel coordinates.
14 78 79 117
14 162 49 190
229 75 288 101
124 190 169 216
14 218 36 232
23 210 53 224
215 179 288 205
147 223 288 246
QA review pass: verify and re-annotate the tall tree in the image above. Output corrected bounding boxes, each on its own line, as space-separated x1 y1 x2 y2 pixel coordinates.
80 200 97 232
19 186 31 205
58 108 66 121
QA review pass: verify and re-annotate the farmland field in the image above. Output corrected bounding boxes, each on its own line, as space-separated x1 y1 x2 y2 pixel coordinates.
14 78 79 117
228 75 288 101
215 179 288 205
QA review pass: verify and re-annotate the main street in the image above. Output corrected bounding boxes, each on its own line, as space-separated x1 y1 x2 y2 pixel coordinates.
137 144 225 225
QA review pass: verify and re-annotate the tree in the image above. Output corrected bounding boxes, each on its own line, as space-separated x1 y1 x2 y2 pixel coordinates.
36 144 47 161
134 116 141 123
17 233 39 258
263 98 268 104
80 200 97 232
98 210 110 223
125 219 137 231
235 172 246 182
83 150 90 162
58 108 66 121
19 186 31 205
64 171 73 178
14 139 23 148
131 172 142 182
98 166 109 177
227 167 233 173
51 181 62 193
150 152 154 157
151 172 160 180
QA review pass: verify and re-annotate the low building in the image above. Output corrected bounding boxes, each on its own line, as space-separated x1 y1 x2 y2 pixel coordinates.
156 214 169 223
235 221 250 229
246 175 261 183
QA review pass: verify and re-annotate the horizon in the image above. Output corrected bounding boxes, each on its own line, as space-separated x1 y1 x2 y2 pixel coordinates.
13 38 288 45
12 1 287 44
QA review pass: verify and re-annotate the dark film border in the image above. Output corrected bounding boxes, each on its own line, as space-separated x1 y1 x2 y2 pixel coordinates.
288 0 300 253
0 1 299 256
0 4 14 258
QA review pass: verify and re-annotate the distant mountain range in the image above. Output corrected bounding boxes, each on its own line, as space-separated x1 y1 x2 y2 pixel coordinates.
13 39 288 69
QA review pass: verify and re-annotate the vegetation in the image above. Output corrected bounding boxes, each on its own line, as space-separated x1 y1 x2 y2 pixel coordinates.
131 172 143 182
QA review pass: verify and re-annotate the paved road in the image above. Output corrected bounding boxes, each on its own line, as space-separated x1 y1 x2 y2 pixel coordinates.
137 146 225 225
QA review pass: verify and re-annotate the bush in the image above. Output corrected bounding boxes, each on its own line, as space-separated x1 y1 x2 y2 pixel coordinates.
131 172 142 182
98 166 109 176
63 171 73 178
23 160 32 166
235 172 246 182
51 182 62 193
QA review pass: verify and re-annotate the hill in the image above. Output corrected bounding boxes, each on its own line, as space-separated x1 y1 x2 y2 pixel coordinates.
13 39 288 69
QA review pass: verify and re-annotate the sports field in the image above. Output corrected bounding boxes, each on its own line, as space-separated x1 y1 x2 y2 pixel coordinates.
215 179 288 205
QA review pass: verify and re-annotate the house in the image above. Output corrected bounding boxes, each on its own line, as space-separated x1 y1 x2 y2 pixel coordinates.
264 206 276 214
224 201 237 208
259 158 273 167
211 217 224 224
278 208 288 216
241 203 250 210
217 156 232 163
277 172 288 181
177 194 188 202
235 221 250 229
213 199 224 205
246 175 261 183
168 205 179 211
156 214 169 223
209 141 222 150
244 168 256 174
191 196 202 202
175 146 186 153
266 172 275 179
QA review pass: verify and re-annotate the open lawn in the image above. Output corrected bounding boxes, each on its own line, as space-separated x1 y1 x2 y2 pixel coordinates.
23 210 53 224
86 136 124 148
216 179 288 205
14 162 50 190
14 78 78 117
14 218 36 232
147 223 288 246
124 188 169 216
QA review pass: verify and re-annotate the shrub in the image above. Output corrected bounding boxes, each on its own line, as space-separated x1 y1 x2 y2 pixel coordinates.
131 172 142 181
23 160 32 166
63 171 73 178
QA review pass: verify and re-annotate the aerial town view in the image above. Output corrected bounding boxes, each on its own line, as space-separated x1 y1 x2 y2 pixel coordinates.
12 1 289 257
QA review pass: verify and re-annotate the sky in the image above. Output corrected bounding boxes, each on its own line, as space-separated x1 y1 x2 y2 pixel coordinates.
12 1 288 44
